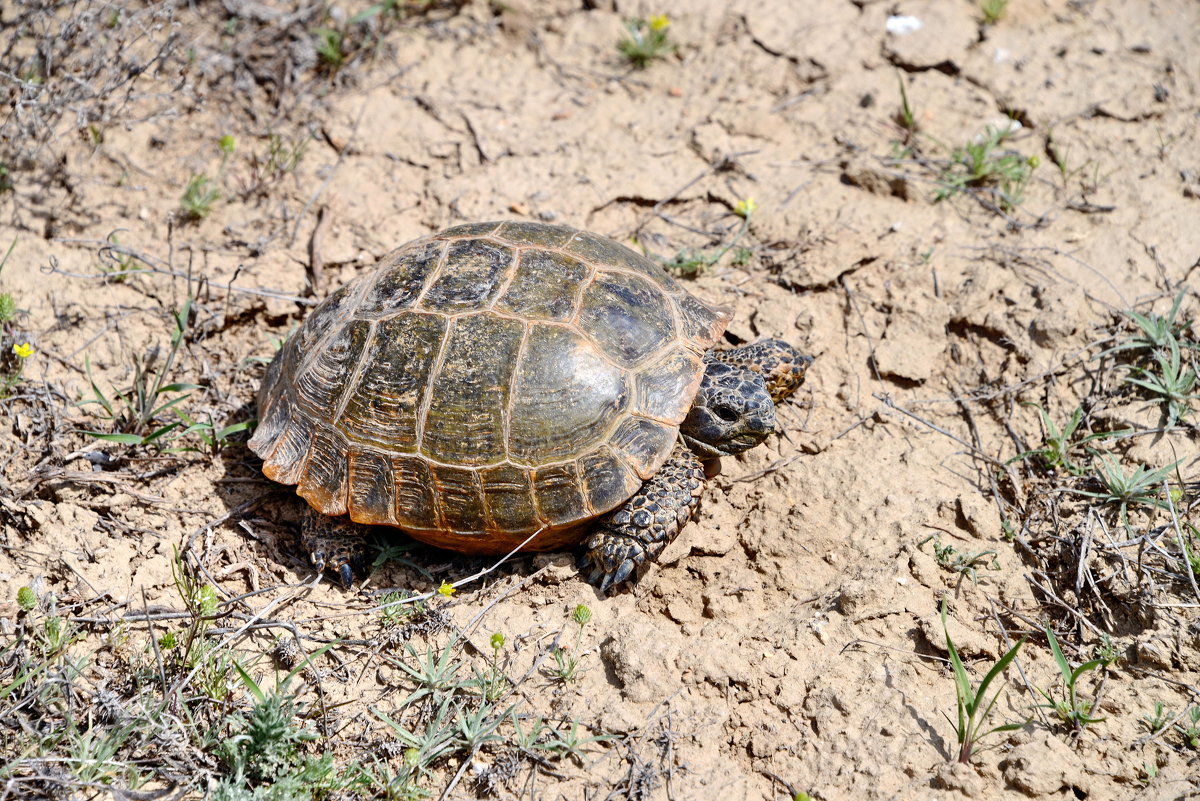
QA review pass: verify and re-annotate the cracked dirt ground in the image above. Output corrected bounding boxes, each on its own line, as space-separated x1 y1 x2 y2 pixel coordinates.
1 0 1200 799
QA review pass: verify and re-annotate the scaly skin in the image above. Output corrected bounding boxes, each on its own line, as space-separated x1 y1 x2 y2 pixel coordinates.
301 508 368 589
708 338 812 403
580 443 706 592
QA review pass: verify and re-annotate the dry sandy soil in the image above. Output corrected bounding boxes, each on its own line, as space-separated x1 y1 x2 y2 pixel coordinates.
2 0 1200 799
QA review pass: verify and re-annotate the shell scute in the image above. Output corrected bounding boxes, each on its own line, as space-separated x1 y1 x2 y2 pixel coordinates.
578 271 675 368
358 240 443 318
420 239 515 312
494 249 590 321
338 313 445 451
507 324 628 463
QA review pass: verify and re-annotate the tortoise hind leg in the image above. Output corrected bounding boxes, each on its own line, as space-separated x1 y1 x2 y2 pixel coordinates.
300 508 369 588
580 443 705 592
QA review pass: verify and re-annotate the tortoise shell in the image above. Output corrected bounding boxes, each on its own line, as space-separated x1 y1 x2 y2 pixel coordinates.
248 222 731 554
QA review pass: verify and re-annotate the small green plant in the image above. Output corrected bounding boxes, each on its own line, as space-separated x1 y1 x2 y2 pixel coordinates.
1074 456 1180 528
16 586 36 612
934 124 1038 211
1176 706 1200 748
545 604 593 684
215 663 337 794
79 296 202 446
0 238 17 324
540 718 615 765
180 173 220 220
979 0 1009 24
1092 634 1120 665
940 600 1026 764
0 237 22 396
896 72 918 141
394 640 466 699
1104 287 1195 359
618 14 674 68
239 132 310 199
1010 403 1123 476
1035 625 1106 732
918 535 998 585
95 233 146 282
1182 524 1200 576
476 632 509 702
1 341 34 398
313 26 348 71
1123 337 1198 428
179 137 235 221
172 409 254 456
1142 701 1170 735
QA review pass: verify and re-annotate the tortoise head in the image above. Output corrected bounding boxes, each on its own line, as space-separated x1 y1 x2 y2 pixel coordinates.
680 361 778 457
680 340 811 457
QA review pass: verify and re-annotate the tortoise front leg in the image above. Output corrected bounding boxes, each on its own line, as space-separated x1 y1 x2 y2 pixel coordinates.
580 443 706 592
300 508 369 588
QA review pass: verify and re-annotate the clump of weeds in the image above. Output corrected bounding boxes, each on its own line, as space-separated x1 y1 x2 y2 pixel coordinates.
933 123 1039 212
79 294 202 447
656 198 757 277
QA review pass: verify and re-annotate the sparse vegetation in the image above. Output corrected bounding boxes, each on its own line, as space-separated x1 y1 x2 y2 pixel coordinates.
919 534 999 585
1035 626 1107 733
657 197 757 276
618 14 675 68
1009 403 1124 476
941 601 1026 764
1075 456 1179 529
545 604 593 684
78 295 202 446
1 1 1199 799
1176 706 1200 749
180 172 221 220
933 123 1039 212
313 25 350 72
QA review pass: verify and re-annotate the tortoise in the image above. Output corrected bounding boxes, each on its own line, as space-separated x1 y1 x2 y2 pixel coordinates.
248 221 810 590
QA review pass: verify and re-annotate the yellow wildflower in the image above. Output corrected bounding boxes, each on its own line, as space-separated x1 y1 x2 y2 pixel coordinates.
648 14 669 31
11 342 33 359
437 580 456 597
734 197 758 218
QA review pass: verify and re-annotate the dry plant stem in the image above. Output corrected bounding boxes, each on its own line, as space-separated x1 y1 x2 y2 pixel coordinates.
875 393 1006 468
50 238 316 305
1164 480 1200 599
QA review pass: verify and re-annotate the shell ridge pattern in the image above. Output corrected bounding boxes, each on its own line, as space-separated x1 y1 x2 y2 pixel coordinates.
486 244 530 311
565 262 599 327
330 320 379 424
501 323 532 463
290 274 372 382
408 238 453 309
414 315 457 456
593 265 689 351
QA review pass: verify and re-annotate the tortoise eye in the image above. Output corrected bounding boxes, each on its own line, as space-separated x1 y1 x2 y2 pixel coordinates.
713 406 739 422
